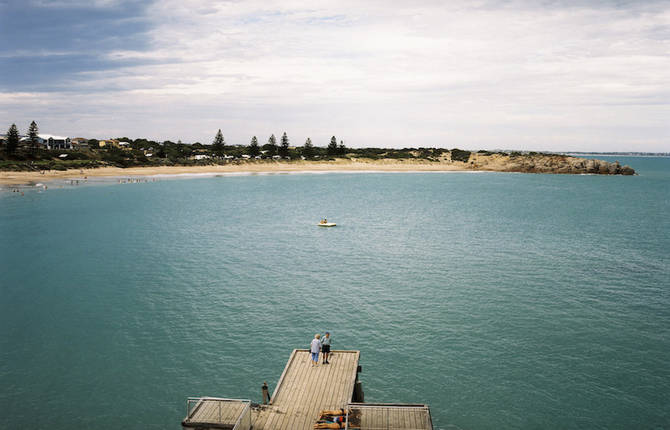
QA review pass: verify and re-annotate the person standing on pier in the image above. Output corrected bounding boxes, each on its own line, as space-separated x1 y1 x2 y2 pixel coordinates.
310 334 322 366
321 332 332 364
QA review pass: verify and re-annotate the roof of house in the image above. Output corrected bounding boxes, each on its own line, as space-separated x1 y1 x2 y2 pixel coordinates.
38 134 69 140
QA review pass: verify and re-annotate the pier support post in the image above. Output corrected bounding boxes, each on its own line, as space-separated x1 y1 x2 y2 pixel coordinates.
262 381 270 404
353 381 364 402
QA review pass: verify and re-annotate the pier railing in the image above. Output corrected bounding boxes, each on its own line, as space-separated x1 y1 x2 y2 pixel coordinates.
345 403 433 430
183 397 251 430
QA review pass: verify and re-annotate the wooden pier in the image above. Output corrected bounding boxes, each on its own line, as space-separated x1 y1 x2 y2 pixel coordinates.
182 349 433 430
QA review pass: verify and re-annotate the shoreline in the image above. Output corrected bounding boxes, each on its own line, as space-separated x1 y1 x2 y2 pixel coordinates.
0 153 636 186
0 161 474 186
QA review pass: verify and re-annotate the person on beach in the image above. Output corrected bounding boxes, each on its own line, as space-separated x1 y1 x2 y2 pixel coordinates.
321 332 332 364
310 334 321 366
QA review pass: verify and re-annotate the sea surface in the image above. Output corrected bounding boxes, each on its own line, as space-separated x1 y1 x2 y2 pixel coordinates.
1 157 669 429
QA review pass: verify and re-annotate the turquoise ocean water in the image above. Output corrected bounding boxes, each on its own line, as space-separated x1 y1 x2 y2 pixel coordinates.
1 157 669 429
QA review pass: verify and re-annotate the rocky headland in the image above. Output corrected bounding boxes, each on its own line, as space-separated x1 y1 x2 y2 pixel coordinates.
464 152 636 175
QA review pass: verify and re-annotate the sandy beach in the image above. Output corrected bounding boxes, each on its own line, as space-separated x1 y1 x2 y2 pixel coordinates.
0 154 635 187
0 159 470 186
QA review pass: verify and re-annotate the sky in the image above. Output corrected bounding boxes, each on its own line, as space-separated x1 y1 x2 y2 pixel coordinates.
0 0 669 151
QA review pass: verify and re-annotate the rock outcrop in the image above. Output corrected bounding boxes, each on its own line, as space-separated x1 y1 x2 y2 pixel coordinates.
464 152 635 175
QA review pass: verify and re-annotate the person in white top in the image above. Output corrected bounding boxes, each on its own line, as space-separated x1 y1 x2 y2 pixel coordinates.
310 334 322 366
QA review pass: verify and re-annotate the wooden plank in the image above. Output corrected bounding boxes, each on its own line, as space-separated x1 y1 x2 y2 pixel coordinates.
394 407 401 429
192 401 214 422
274 350 313 430
347 406 434 430
223 402 242 424
328 352 345 414
271 351 306 430
301 349 330 429
401 407 410 430
270 349 298 404
409 408 418 430
424 407 433 430
326 351 344 407
267 351 300 429
302 351 331 428
283 350 315 429
303 350 337 429
414 407 424 430
251 406 271 430
191 400 240 425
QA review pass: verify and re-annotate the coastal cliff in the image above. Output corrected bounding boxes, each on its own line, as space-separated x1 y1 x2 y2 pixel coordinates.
464 152 636 175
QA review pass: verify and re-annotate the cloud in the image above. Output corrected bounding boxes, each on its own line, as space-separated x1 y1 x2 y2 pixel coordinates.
1 0 669 151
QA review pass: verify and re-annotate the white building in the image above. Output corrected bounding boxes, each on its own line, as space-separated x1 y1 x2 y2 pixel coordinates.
39 134 72 150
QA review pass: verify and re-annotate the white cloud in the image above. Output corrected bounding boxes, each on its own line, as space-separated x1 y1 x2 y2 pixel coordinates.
3 0 670 151
27 0 136 8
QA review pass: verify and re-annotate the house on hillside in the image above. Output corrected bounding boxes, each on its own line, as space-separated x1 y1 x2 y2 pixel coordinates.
71 137 89 149
99 139 120 148
39 134 72 150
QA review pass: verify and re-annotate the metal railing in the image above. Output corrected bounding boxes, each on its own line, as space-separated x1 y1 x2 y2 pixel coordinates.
184 397 251 430
345 403 433 430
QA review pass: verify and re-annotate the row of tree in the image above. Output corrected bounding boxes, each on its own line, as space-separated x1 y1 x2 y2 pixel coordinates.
2 121 350 163
212 130 347 157
4 121 39 155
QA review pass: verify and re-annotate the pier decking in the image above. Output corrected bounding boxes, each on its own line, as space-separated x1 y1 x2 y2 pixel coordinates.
347 403 432 430
182 349 433 430
183 398 251 429
252 349 360 430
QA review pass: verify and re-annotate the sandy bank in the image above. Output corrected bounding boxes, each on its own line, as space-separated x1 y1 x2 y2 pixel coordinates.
0 155 634 186
0 160 469 186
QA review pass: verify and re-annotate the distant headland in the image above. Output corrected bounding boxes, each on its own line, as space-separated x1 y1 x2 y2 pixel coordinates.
0 125 636 185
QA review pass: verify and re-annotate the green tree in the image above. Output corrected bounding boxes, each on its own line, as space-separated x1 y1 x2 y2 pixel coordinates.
212 129 225 156
263 134 277 156
303 137 314 158
248 136 260 156
279 132 289 157
338 140 346 156
155 143 166 158
327 136 338 156
5 123 19 155
28 120 39 154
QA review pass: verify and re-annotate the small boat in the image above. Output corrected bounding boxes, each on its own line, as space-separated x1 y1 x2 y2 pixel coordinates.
318 222 337 227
